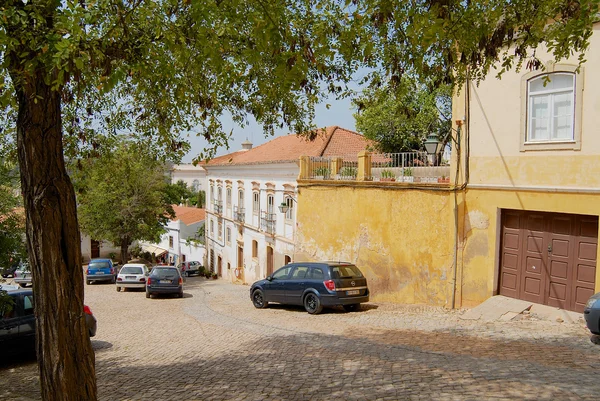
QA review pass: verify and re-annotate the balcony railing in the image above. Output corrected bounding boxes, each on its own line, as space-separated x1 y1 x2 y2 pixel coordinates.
234 206 245 223
260 211 276 234
213 200 223 214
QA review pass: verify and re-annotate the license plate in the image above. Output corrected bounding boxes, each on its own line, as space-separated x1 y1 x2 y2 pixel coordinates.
346 290 360 296
95 272 104 275
160 280 171 284
126 276 135 279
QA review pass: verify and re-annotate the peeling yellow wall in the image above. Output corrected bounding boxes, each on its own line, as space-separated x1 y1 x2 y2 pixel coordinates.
295 185 456 307
459 188 600 307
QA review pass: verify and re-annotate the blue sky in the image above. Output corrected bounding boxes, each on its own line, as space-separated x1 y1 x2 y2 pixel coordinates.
181 94 358 163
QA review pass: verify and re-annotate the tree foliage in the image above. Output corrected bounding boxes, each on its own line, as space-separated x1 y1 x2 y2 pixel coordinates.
354 79 451 153
165 180 206 208
75 142 175 264
0 158 25 266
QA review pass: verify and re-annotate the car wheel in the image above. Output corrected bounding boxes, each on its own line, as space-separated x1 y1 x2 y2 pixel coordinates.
146 290 150 299
178 290 184 298
343 304 360 312
86 280 91 285
116 286 121 292
304 293 323 314
252 289 268 309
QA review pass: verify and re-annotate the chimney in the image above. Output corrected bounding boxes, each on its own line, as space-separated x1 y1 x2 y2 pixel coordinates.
241 139 253 150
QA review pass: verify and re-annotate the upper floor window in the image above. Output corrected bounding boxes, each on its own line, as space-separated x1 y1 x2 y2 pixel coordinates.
520 63 582 152
253 192 259 215
169 236 174 248
527 73 574 143
226 188 232 209
210 220 214 236
226 227 231 245
252 240 258 258
284 197 294 221
218 220 223 240
267 195 274 214
238 189 244 207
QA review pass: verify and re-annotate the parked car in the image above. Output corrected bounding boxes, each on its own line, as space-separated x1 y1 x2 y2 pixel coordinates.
1 262 19 278
250 262 370 314
146 266 183 299
13 261 31 287
116 263 149 292
177 261 203 277
0 284 96 356
584 292 600 335
86 258 116 285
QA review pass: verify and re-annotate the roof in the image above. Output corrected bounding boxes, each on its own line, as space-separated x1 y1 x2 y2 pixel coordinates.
202 126 375 167
171 205 206 225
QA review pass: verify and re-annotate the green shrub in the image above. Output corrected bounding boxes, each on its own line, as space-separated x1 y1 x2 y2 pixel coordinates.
313 166 330 177
339 166 357 177
381 169 395 179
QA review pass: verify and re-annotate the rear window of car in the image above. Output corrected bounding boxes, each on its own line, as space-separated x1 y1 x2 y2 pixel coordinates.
331 265 363 279
89 262 110 269
151 268 178 278
121 266 143 274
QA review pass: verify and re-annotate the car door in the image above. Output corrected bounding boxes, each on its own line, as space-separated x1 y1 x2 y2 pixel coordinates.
18 293 35 344
285 265 310 305
263 266 292 303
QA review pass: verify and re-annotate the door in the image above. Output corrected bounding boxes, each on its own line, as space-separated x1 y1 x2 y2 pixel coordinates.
285 265 310 305
499 210 598 312
217 256 222 277
266 246 274 277
91 240 100 258
263 265 292 303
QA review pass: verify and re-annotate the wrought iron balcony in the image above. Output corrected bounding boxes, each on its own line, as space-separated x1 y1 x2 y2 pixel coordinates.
213 200 223 214
260 211 276 234
234 206 245 224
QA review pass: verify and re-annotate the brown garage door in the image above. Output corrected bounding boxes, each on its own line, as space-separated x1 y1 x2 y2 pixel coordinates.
499 210 598 313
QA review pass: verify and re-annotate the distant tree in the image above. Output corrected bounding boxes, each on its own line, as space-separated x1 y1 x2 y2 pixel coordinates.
75 142 175 265
195 190 206 209
164 180 197 206
353 79 451 153
0 158 26 266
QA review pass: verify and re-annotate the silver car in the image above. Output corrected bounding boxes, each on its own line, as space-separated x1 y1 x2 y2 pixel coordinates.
13 262 31 287
116 263 149 292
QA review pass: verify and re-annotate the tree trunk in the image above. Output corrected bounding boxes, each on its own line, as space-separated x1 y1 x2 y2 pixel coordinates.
10 70 97 399
120 238 130 265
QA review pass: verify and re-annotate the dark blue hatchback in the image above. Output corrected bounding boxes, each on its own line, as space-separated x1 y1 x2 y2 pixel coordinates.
250 262 369 314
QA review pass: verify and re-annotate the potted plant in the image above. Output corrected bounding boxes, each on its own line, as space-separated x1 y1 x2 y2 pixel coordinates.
338 166 357 180
211 272 218 279
380 169 395 182
313 166 330 180
438 175 450 184
402 167 414 183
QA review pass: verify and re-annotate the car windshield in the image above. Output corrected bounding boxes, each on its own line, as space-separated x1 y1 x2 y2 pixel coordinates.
152 268 178 278
121 266 143 274
331 265 363 279
89 262 110 269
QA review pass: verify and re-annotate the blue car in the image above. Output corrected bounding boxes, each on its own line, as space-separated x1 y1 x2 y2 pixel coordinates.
584 292 600 335
86 258 116 285
250 262 369 314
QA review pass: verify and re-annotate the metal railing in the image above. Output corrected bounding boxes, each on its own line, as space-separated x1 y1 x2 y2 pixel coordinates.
260 211 276 234
370 152 449 183
213 200 223 214
234 206 245 223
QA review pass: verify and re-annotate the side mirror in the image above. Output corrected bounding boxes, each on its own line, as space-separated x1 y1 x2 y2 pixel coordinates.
266 275 273 281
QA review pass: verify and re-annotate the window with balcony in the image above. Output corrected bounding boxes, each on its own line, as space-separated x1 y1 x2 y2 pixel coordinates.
234 189 245 223
218 219 223 240
284 197 294 222
169 236 174 249
226 188 232 209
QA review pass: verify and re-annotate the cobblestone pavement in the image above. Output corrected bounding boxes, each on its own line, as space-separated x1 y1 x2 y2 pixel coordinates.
1 276 599 400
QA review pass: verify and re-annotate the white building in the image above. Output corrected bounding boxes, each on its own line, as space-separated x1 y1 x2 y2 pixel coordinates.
80 235 121 262
139 205 206 266
202 126 372 284
170 163 207 192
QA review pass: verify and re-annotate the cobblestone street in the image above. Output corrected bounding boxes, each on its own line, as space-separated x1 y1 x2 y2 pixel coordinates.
1 276 599 400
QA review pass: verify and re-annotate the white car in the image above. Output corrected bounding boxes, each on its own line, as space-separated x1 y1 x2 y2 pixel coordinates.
13 262 31 287
116 263 149 292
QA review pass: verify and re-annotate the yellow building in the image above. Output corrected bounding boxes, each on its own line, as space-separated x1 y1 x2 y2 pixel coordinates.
296 23 600 312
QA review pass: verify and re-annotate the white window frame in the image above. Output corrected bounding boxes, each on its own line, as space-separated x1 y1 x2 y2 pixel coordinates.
520 62 583 152
253 192 259 215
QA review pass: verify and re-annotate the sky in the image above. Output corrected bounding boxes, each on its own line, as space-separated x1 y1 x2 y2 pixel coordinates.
181 94 358 163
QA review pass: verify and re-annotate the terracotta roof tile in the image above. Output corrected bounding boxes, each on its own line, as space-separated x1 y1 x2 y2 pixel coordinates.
170 205 206 225
202 126 373 167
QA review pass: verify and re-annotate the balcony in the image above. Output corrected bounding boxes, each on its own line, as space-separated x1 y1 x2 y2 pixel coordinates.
234 206 245 224
260 211 276 235
213 200 223 214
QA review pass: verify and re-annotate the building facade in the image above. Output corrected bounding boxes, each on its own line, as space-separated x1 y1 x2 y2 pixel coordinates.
170 164 207 192
202 127 373 284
